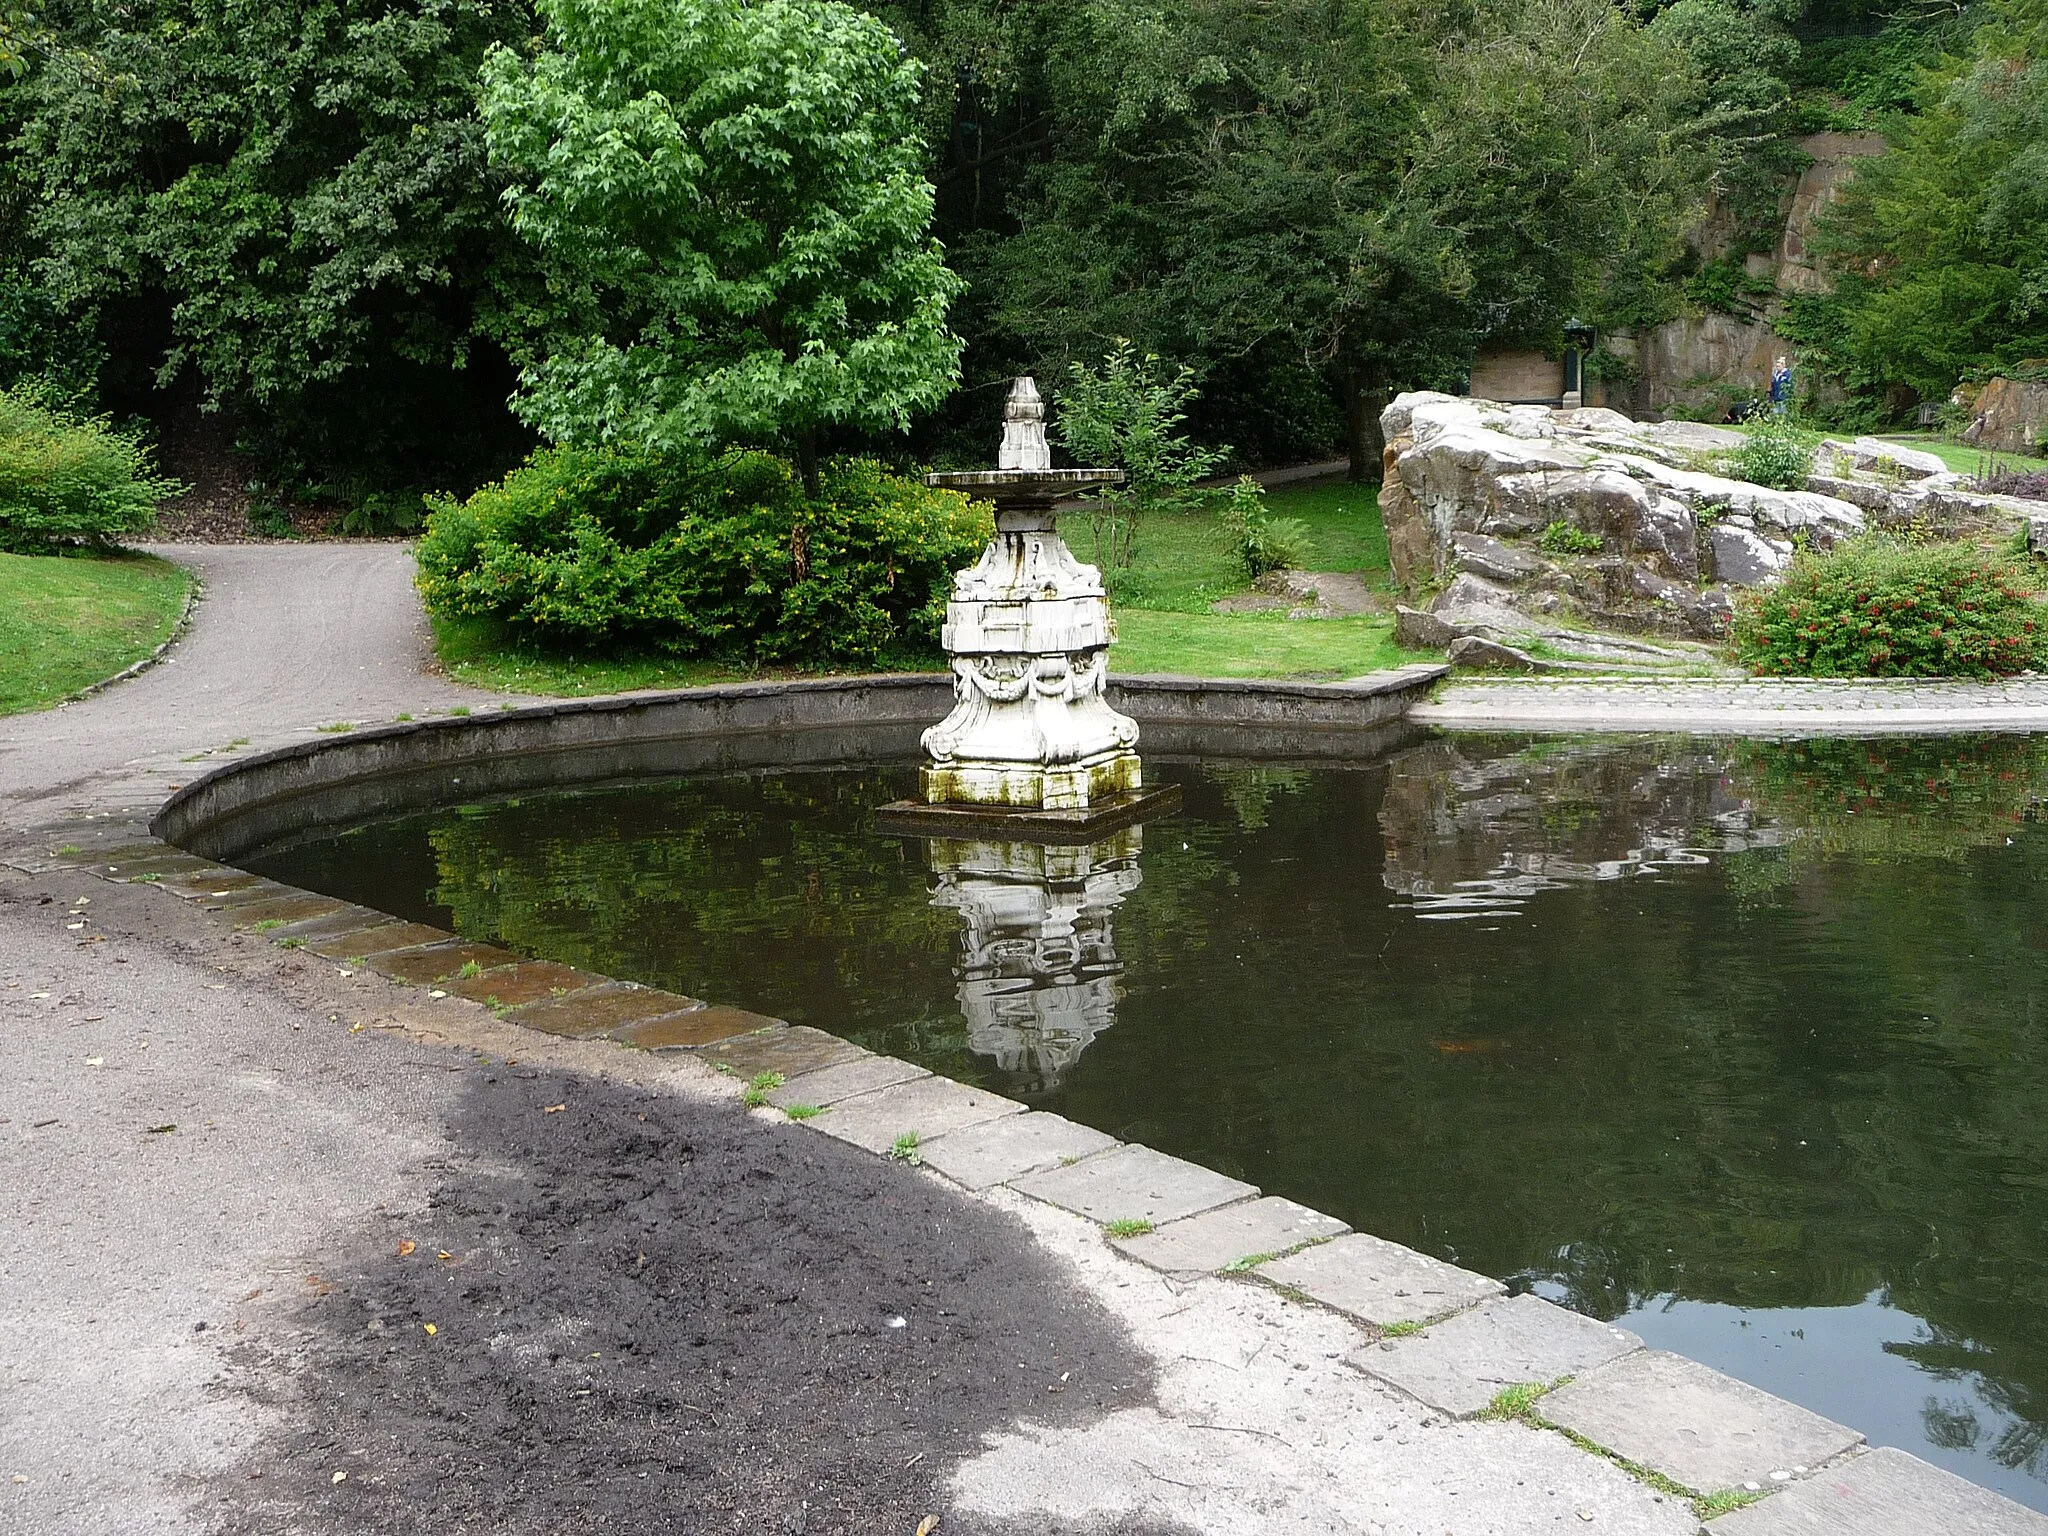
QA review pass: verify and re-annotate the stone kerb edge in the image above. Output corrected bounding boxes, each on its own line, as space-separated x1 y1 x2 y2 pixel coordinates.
150 668 1452 854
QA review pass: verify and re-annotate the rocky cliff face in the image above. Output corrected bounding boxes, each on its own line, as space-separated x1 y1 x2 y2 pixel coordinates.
1962 376 2048 457
1378 392 2039 657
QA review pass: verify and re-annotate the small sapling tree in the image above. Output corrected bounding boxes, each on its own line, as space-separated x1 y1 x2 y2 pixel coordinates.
1054 341 1227 576
479 0 965 495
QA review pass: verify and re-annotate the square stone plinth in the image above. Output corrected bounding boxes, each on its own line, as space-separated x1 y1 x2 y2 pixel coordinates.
807 1076 1024 1155
613 1005 782 1050
1114 1196 1349 1275
1716 1447 2048 1536
504 983 701 1039
1262 1232 1504 1327
364 940 523 985
1351 1293 1642 1419
767 1054 926 1109
693 1025 865 1080
1543 1350 1862 1495
1010 1144 1257 1227
918 1112 1119 1192
307 921 452 960
444 960 608 1007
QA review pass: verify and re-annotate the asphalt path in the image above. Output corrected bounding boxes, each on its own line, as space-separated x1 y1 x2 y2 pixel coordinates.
0 543 510 820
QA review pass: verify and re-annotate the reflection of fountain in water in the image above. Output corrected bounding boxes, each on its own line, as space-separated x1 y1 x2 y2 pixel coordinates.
926 830 1142 1090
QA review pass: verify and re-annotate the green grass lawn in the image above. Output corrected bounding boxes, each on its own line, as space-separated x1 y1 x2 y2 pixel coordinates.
1872 432 2048 478
0 550 192 715
433 470 1434 694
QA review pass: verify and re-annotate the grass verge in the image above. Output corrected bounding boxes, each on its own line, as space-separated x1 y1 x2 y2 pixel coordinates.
0 550 191 716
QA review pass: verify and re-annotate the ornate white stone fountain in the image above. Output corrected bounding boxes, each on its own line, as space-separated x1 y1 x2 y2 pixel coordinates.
879 377 1178 839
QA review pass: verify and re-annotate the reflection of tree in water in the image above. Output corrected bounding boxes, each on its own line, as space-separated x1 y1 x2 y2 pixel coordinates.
1369 732 2048 1486
1200 764 1311 832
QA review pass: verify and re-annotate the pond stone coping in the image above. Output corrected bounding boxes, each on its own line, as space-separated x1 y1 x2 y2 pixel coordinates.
11 670 2048 1534
1415 675 2048 737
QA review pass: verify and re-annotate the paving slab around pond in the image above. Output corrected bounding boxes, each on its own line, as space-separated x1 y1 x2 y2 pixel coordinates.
501 982 703 1039
806 1075 1025 1155
1715 1446 2048 1535
690 1023 867 1080
1111 1195 1348 1275
1542 1349 1862 1496
914 1111 1119 1191
1009 1143 1258 1227
766 1052 927 1108
1351 1292 1642 1419
1260 1230 1504 1327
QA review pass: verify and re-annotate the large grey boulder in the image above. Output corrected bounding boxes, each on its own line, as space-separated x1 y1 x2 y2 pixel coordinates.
1815 436 1948 480
1380 393 1867 596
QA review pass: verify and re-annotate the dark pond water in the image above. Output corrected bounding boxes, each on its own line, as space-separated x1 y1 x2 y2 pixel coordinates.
248 733 2048 1508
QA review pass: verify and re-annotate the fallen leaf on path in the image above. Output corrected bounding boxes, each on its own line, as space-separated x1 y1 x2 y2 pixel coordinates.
395 1240 416 1257
422 1323 437 1336
436 1251 453 1262
542 1103 566 1114
145 1124 175 1135
916 1517 940 1536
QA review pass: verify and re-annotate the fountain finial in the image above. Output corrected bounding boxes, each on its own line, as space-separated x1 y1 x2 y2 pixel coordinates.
999 377 1053 471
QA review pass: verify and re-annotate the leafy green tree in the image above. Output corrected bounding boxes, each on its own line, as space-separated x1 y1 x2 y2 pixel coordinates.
1799 0 2048 407
964 0 1714 480
478 0 966 497
9 0 537 499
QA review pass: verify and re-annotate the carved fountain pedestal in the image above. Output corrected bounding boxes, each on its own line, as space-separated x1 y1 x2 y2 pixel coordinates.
876 378 1180 842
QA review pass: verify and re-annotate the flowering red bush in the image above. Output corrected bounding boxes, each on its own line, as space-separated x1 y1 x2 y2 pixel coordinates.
1728 538 2045 678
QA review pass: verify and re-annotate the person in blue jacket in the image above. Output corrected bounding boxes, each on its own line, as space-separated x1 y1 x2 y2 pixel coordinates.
1769 355 1794 417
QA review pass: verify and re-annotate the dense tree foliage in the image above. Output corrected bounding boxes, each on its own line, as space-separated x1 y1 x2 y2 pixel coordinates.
1794 0 2048 407
0 0 2032 491
5 0 541 506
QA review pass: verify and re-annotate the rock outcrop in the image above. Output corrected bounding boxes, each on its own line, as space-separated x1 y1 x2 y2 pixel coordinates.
1379 392 2039 649
1962 376 2048 457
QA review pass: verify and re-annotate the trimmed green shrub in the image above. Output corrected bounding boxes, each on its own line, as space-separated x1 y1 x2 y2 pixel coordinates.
1729 538 2045 679
415 448 990 665
0 388 181 551
1733 417 1814 491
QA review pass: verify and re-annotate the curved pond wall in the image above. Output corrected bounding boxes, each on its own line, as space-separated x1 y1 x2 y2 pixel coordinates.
156 667 1446 862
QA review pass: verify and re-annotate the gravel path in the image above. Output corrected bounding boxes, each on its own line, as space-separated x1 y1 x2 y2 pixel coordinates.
1413 674 2048 735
